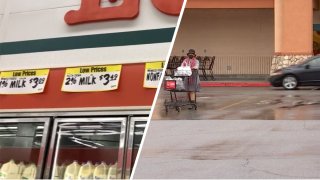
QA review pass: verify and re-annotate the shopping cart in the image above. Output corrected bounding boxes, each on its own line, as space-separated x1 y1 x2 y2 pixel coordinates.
163 69 198 112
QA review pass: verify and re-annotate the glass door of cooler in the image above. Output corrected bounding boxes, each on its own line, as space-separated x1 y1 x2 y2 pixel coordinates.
50 118 126 180
0 118 50 179
125 117 148 179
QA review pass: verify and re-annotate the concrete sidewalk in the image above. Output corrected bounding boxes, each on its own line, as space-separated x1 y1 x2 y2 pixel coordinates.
133 120 320 179
200 81 270 87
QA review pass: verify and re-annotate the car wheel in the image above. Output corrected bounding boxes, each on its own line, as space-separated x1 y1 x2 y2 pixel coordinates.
282 75 298 90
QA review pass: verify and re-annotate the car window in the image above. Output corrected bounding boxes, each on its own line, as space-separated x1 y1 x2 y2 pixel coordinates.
308 57 320 67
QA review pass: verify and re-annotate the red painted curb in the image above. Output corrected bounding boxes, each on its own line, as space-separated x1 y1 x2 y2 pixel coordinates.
200 82 271 87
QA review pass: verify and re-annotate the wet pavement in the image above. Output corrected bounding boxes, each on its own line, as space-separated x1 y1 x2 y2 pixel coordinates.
152 87 320 120
133 120 320 179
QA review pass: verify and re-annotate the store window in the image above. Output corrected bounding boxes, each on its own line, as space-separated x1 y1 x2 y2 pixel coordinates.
313 28 320 55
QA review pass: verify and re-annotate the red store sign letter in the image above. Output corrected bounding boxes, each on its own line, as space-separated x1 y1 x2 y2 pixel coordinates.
65 0 183 25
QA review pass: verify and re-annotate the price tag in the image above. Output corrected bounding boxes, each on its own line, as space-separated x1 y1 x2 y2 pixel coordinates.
0 69 49 94
61 65 122 92
144 62 164 88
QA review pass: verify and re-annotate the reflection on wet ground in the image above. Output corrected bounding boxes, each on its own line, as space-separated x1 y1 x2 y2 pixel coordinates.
152 87 320 120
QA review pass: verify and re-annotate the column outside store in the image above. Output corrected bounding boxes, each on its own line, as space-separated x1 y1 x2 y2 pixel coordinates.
272 0 313 72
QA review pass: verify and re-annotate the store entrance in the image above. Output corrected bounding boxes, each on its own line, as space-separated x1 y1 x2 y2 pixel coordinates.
314 0 320 55
0 113 148 180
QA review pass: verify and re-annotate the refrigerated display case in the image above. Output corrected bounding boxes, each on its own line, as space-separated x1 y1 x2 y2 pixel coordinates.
125 117 148 179
0 118 50 179
49 118 126 180
0 113 148 179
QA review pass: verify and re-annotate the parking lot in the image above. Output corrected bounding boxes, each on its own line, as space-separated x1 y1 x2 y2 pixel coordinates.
152 87 320 120
134 120 320 179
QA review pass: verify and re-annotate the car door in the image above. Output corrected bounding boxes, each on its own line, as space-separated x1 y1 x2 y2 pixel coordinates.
300 57 320 85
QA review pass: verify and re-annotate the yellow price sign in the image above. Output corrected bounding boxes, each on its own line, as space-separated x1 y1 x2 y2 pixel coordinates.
62 65 122 92
0 69 50 94
144 61 164 88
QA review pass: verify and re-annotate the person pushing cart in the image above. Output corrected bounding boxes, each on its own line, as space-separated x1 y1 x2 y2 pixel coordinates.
164 49 201 112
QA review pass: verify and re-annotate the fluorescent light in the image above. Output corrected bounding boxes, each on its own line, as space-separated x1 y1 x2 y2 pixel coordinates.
72 139 98 149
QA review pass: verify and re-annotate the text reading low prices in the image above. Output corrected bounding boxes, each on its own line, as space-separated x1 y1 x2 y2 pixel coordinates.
144 61 164 88
62 65 122 92
0 69 49 94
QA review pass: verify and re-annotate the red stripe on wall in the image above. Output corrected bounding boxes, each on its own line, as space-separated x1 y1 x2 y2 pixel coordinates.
0 63 156 110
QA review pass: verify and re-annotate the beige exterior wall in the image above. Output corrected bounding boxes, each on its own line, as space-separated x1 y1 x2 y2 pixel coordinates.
172 9 274 56
186 0 274 8
172 9 274 75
